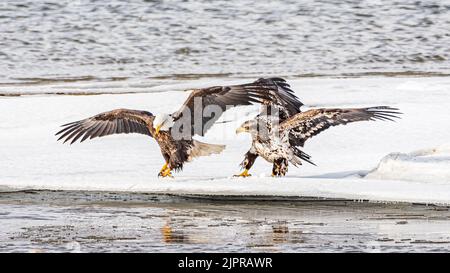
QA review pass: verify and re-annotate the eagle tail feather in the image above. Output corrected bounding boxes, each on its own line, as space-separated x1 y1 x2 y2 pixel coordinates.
188 140 226 160
292 147 316 166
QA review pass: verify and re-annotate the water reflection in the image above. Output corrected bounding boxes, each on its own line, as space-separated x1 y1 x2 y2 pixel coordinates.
161 220 190 244
271 221 290 244
1 191 450 252
158 211 306 248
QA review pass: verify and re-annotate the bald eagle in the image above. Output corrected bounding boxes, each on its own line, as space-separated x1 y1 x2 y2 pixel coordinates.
235 106 402 177
56 78 302 177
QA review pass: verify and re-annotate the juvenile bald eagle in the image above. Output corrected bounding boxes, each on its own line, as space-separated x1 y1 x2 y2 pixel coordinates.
56 78 302 177
235 106 401 177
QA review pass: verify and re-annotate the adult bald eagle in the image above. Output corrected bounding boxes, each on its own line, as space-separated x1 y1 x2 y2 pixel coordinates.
56 78 302 177
235 106 401 177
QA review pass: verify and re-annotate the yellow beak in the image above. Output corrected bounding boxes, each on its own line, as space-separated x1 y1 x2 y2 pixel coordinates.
155 124 162 136
236 126 246 134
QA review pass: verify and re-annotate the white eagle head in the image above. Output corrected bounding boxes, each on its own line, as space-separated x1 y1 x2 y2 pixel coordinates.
153 113 175 135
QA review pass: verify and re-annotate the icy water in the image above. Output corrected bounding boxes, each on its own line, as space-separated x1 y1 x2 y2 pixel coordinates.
1 0 450 88
1 190 449 253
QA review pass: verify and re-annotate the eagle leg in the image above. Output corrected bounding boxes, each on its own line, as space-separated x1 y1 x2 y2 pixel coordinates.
272 158 288 177
234 150 258 178
234 169 252 178
158 163 173 178
159 162 168 173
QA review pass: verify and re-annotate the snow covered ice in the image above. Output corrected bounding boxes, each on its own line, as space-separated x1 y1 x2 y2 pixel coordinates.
367 145 450 183
1 76 450 205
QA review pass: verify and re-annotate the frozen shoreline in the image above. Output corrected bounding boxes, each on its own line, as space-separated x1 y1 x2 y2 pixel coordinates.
1 76 450 205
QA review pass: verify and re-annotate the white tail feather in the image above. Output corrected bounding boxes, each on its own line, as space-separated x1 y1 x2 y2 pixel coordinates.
188 140 226 161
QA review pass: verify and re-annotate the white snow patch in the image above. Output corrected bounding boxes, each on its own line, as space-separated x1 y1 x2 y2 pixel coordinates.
366 145 450 184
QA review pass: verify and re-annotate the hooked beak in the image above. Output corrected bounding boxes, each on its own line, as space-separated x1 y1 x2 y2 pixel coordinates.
155 124 162 136
236 126 246 134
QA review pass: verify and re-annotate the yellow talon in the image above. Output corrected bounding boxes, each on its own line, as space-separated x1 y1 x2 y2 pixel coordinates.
234 169 252 177
159 162 168 173
163 167 173 178
158 164 173 178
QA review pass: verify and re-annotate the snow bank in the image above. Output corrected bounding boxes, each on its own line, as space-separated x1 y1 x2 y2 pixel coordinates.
366 145 450 184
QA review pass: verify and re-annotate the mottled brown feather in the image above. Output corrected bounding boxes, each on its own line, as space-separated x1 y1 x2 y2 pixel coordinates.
281 106 402 142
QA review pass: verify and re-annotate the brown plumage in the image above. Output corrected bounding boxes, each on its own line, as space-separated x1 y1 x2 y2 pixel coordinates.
236 106 402 177
56 78 302 177
56 109 155 144
281 106 402 145
172 77 303 136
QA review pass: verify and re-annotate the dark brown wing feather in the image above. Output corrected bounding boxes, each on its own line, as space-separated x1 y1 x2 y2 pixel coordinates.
172 77 303 136
56 109 155 144
282 106 402 143
257 77 303 119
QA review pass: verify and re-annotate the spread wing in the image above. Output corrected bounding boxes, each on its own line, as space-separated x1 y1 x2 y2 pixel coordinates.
281 106 402 145
257 77 303 120
172 77 303 136
56 109 155 144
